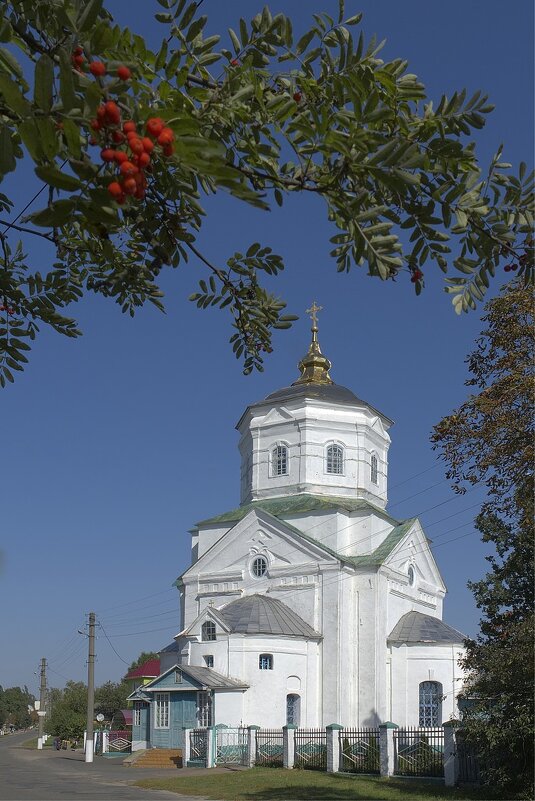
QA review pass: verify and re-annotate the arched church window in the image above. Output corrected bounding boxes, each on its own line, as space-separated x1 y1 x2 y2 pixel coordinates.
326 444 344 474
286 694 300 726
272 445 288 476
251 555 268 578
419 681 442 727
408 565 415 586
371 454 378 485
259 654 273 670
201 621 216 642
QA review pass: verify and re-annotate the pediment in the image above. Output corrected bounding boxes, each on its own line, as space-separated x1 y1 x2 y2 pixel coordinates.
260 406 294 424
383 519 446 593
182 507 340 582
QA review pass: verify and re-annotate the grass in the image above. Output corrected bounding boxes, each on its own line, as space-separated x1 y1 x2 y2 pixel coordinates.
21 737 54 749
134 767 500 800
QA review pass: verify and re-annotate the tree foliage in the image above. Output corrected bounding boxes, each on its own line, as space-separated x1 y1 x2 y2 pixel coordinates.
0 685 35 728
124 651 158 676
0 0 532 385
45 680 87 739
432 283 534 797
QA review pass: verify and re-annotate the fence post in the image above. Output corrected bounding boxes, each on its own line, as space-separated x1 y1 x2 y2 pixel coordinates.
443 721 459 787
102 730 109 754
182 728 191 766
283 724 296 769
326 724 343 773
247 725 260 768
206 726 216 768
378 722 398 777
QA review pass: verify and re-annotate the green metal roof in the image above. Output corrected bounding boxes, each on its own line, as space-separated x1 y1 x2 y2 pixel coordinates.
195 493 399 528
348 519 417 568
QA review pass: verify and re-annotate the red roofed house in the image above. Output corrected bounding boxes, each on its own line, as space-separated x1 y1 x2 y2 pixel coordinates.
124 658 160 707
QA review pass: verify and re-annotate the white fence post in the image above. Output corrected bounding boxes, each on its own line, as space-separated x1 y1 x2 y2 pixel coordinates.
247 726 260 768
443 721 459 787
102 730 109 754
283 725 296 769
378 722 398 777
326 724 342 773
183 728 191 766
206 726 216 768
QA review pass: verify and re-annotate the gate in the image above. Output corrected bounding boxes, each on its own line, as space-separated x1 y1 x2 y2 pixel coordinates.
215 727 248 766
339 728 380 774
255 729 284 767
456 734 481 783
294 728 327 771
189 728 208 767
108 729 132 753
394 727 444 777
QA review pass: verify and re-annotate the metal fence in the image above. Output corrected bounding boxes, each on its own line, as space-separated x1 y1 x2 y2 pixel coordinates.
394 727 444 777
294 728 327 771
215 727 248 766
108 729 131 753
339 728 380 774
189 728 208 766
255 729 284 767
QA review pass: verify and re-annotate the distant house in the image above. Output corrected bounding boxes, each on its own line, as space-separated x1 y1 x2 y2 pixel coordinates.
124 658 160 707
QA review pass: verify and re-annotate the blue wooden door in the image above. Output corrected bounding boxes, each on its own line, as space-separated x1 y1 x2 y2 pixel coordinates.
171 692 197 749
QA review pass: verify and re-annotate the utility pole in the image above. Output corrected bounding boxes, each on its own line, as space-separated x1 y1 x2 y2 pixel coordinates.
37 658 47 750
85 612 96 764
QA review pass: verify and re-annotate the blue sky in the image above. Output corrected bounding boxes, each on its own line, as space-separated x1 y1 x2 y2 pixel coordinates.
1 0 533 696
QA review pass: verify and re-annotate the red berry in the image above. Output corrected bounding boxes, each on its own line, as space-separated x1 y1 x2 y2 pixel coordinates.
104 101 120 124
504 264 511 272
129 138 144 154
162 143 174 157
101 148 116 162
117 65 131 81
89 61 106 77
108 181 123 198
123 177 137 195
114 151 128 164
146 117 164 137
73 46 84 56
96 105 107 120
123 121 137 134
112 130 125 143
293 91 302 102
141 137 154 153
72 54 85 67
120 160 137 176
138 151 151 168
90 119 102 131
157 127 174 146
230 59 239 66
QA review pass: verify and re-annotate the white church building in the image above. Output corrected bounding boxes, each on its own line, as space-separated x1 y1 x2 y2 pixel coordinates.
130 310 466 749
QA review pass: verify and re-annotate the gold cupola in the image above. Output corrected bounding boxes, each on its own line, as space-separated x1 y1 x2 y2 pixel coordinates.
292 301 333 386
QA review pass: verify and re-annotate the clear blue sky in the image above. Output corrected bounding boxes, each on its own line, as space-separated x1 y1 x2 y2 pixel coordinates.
1 1 533 696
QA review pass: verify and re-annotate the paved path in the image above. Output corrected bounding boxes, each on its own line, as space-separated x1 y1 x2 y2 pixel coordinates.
0 732 220 801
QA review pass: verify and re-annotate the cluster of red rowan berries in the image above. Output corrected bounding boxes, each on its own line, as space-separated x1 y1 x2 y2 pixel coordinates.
90 111 174 203
78 52 174 204
0 304 15 315
410 268 423 283
71 47 131 81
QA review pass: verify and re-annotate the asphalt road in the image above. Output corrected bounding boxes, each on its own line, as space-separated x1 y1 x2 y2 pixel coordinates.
0 732 215 801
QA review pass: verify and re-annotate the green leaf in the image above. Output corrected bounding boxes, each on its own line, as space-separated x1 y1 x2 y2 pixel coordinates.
0 124 16 175
295 29 315 54
0 46 24 79
0 73 30 116
62 118 82 159
77 0 104 32
18 119 43 161
58 51 77 112
35 118 58 160
34 55 54 111
27 199 76 227
35 165 81 191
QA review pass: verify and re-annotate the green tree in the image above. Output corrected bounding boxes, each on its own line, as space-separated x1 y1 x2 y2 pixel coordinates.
0 685 35 728
0 0 532 385
45 680 87 739
432 282 534 798
94 680 130 720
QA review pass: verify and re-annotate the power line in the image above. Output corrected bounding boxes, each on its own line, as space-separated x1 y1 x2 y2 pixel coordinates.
98 622 129 664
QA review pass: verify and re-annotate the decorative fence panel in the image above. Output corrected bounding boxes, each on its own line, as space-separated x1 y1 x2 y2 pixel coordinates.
255 729 284 768
108 729 131 753
456 734 481 784
394 727 444 777
294 728 327 771
339 728 380 774
189 728 208 766
215 727 248 766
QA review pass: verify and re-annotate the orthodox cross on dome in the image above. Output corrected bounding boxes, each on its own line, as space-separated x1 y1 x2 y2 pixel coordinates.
292 300 333 387
306 301 323 329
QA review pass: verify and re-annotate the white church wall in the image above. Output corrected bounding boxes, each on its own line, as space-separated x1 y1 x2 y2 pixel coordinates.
388 643 466 727
196 523 233 559
213 691 246 727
